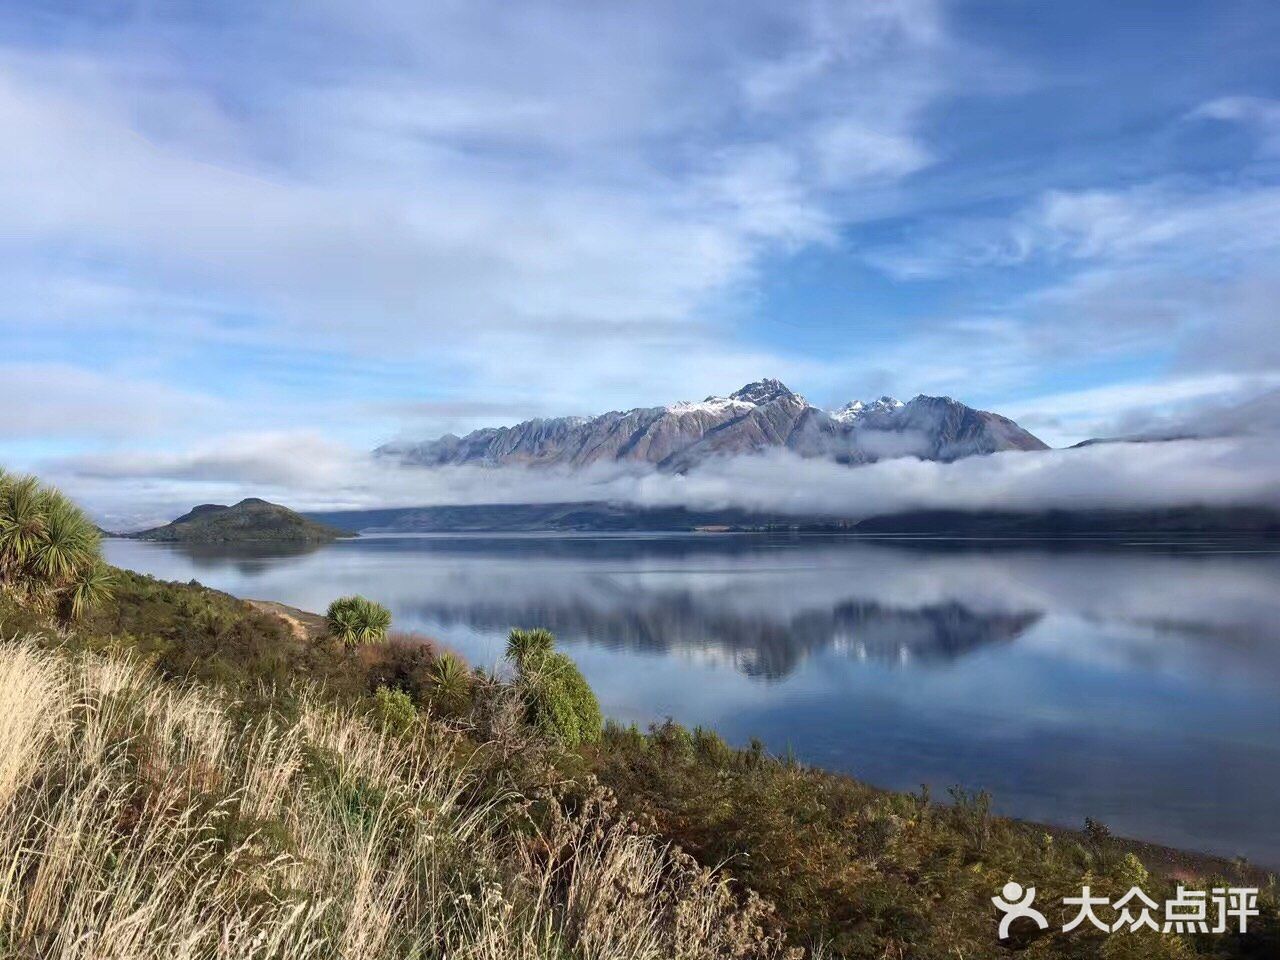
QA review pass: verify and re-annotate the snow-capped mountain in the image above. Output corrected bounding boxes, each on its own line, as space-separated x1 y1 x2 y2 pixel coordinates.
376 378 1049 470
831 396 904 424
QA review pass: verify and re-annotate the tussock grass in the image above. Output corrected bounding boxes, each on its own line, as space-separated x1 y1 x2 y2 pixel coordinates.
0 638 790 959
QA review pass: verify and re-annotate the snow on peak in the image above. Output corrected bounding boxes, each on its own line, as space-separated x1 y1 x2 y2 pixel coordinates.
667 396 756 416
666 378 806 416
831 396 903 423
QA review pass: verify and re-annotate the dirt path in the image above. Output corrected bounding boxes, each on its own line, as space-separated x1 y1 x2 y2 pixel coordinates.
247 599 327 642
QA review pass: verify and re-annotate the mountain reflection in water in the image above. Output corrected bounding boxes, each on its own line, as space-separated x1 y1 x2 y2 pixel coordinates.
103 532 1280 866
394 595 1040 680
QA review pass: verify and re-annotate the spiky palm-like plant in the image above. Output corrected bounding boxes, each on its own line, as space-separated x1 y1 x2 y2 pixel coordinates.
326 600 360 645
34 493 97 583
504 628 602 746
0 469 11 581
64 560 116 621
0 475 48 571
325 595 393 647
505 627 555 667
0 472 111 618
431 651 469 689
428 651 472 714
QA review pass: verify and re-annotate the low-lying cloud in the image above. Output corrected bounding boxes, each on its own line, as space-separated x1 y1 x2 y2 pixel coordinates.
45 430 1280 530
629 438 1280 517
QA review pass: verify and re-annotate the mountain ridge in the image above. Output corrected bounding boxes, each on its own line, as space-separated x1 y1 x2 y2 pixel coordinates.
376 379 1049 470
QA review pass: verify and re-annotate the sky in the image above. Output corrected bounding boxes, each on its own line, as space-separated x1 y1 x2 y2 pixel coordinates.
3 0 1280 523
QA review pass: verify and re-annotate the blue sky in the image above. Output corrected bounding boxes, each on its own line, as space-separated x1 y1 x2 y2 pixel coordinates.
3 0 1280 516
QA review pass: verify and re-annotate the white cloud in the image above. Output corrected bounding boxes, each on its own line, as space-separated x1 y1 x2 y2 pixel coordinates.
0 0 983 450
1189 96 1280 154
5 1 1279 478
0 363 222 441
627 440 1280 516
0 1 955 371
1002 374 1280 446
812 119 933 185
1033 185 1280 263
867 182 1280 279
852 171 1280 442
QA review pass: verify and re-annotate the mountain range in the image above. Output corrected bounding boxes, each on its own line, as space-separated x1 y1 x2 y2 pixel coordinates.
376 378 1048 471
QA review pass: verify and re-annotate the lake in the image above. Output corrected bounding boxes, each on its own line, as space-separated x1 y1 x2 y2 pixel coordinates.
104 532 1280 866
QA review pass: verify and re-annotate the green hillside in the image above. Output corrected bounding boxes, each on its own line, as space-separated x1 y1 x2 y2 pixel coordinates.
129 497 351 542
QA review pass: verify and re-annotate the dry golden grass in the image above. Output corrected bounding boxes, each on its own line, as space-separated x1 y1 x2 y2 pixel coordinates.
0 638 792 959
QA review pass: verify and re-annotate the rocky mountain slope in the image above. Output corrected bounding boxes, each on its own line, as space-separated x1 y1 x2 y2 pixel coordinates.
125 498 351 542
376 378 1048 470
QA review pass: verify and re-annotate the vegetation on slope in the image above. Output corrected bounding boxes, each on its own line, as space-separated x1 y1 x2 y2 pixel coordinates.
590 723 1280 958
0 638 786 959
127 498 350 543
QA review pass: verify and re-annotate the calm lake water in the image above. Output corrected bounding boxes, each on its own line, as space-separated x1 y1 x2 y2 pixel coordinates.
104 533 1280 866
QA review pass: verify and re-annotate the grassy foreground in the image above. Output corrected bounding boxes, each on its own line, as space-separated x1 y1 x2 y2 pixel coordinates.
0 600 786 959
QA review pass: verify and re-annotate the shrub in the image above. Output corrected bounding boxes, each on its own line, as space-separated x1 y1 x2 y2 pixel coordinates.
948 785 992 855
324 595 392 647
373 685 417 733
359 634 438 701
0 470 113 619
506 629 602 746
692 726 733 766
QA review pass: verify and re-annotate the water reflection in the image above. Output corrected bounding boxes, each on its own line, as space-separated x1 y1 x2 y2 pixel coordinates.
103 533 1280 864
159 540 327 576
392 594 1041 679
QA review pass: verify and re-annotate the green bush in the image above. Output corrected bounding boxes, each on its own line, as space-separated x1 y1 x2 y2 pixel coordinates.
325 595 392 647
506 629 601 746
0 469 113 619
373 685 417 733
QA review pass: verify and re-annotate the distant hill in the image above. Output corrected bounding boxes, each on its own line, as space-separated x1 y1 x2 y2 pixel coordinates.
307 501 1280 536
128 498 352 542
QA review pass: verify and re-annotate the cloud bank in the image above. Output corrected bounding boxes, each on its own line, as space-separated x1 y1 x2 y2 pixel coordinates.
47 430 1280 530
